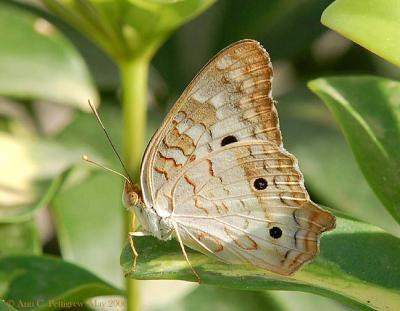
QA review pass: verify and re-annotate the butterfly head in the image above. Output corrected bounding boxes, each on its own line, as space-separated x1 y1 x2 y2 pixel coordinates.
123 180 145 212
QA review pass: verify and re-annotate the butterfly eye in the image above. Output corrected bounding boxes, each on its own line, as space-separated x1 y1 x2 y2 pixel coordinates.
221 135 238 146
269 226 282 239
130 193 138 203
253 177 268 190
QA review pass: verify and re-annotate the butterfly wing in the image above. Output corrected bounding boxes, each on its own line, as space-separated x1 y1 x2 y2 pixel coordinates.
140 40 281 211
170 141 335 275
139 39 335 275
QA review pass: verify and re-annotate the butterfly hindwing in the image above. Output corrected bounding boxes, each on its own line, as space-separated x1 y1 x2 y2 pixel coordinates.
171 140 335 275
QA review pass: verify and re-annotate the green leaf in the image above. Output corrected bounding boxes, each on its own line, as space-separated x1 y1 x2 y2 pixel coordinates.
0 2 98 109
41 0 216 62
52 104 125 288
150 285 284 311
0 162 70 223
149 285 351 311
321 0 400 67
0 220 41 257
0 255 123 311
308 76 400 224
121 216 400 311
56 104 122 165
269 291 353 311
278 88 400 237
0 300 17 311
0 116 97 222
52 171 125 288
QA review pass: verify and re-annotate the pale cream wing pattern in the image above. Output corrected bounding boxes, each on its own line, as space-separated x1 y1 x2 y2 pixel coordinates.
140 39 281 211
170 141 335 275
139 39 336 275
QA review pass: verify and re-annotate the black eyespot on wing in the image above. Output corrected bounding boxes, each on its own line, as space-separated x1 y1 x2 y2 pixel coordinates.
269 227 282 239
221 135 238 146
254 177 268 190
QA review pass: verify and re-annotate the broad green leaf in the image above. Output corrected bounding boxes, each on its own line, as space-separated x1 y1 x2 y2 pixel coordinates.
52 171 124 288
41 0 216 62
321 0 400 67
0 300 17 311
52 104 125 288
122 216 400 311
150 285 284 311
0 255 123 311
0 220 41 257
56 104 122 165
277 88 400 237
0 131 82 222
13 0 121 91
0 2 98 109
149 285 351 311
269 291 353 311
0 164 70 223
0 116 98 221
309 77 400 224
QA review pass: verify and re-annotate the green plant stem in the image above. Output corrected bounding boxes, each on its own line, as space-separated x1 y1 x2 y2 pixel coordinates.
120 58 149 176
119 57 150 311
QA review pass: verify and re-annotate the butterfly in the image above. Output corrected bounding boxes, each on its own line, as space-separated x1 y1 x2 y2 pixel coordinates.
121 39 336 279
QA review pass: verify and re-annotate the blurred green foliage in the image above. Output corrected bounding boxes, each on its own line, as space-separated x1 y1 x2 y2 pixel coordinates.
0 0 399 310
0 2 98 108
322 0 400 67
309 77 400 224
0 256 123 310
41 0 216 62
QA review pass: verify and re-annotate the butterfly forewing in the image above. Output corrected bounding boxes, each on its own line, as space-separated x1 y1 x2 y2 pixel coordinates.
140 40 281 210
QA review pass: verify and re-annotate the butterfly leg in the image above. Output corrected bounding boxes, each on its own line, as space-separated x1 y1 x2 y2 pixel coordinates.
125 231 149 277
173 224 201 283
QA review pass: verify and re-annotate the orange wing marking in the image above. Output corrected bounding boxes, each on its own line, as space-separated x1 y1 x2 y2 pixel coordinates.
154 151 183 180
224 226 258 250
197 232 224 253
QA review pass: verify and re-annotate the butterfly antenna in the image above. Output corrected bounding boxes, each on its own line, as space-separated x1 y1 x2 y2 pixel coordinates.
82 155 131 184
87 100 134 185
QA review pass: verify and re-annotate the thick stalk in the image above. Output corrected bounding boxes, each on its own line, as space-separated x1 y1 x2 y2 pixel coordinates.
120 58 149 176
119 57 149 311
